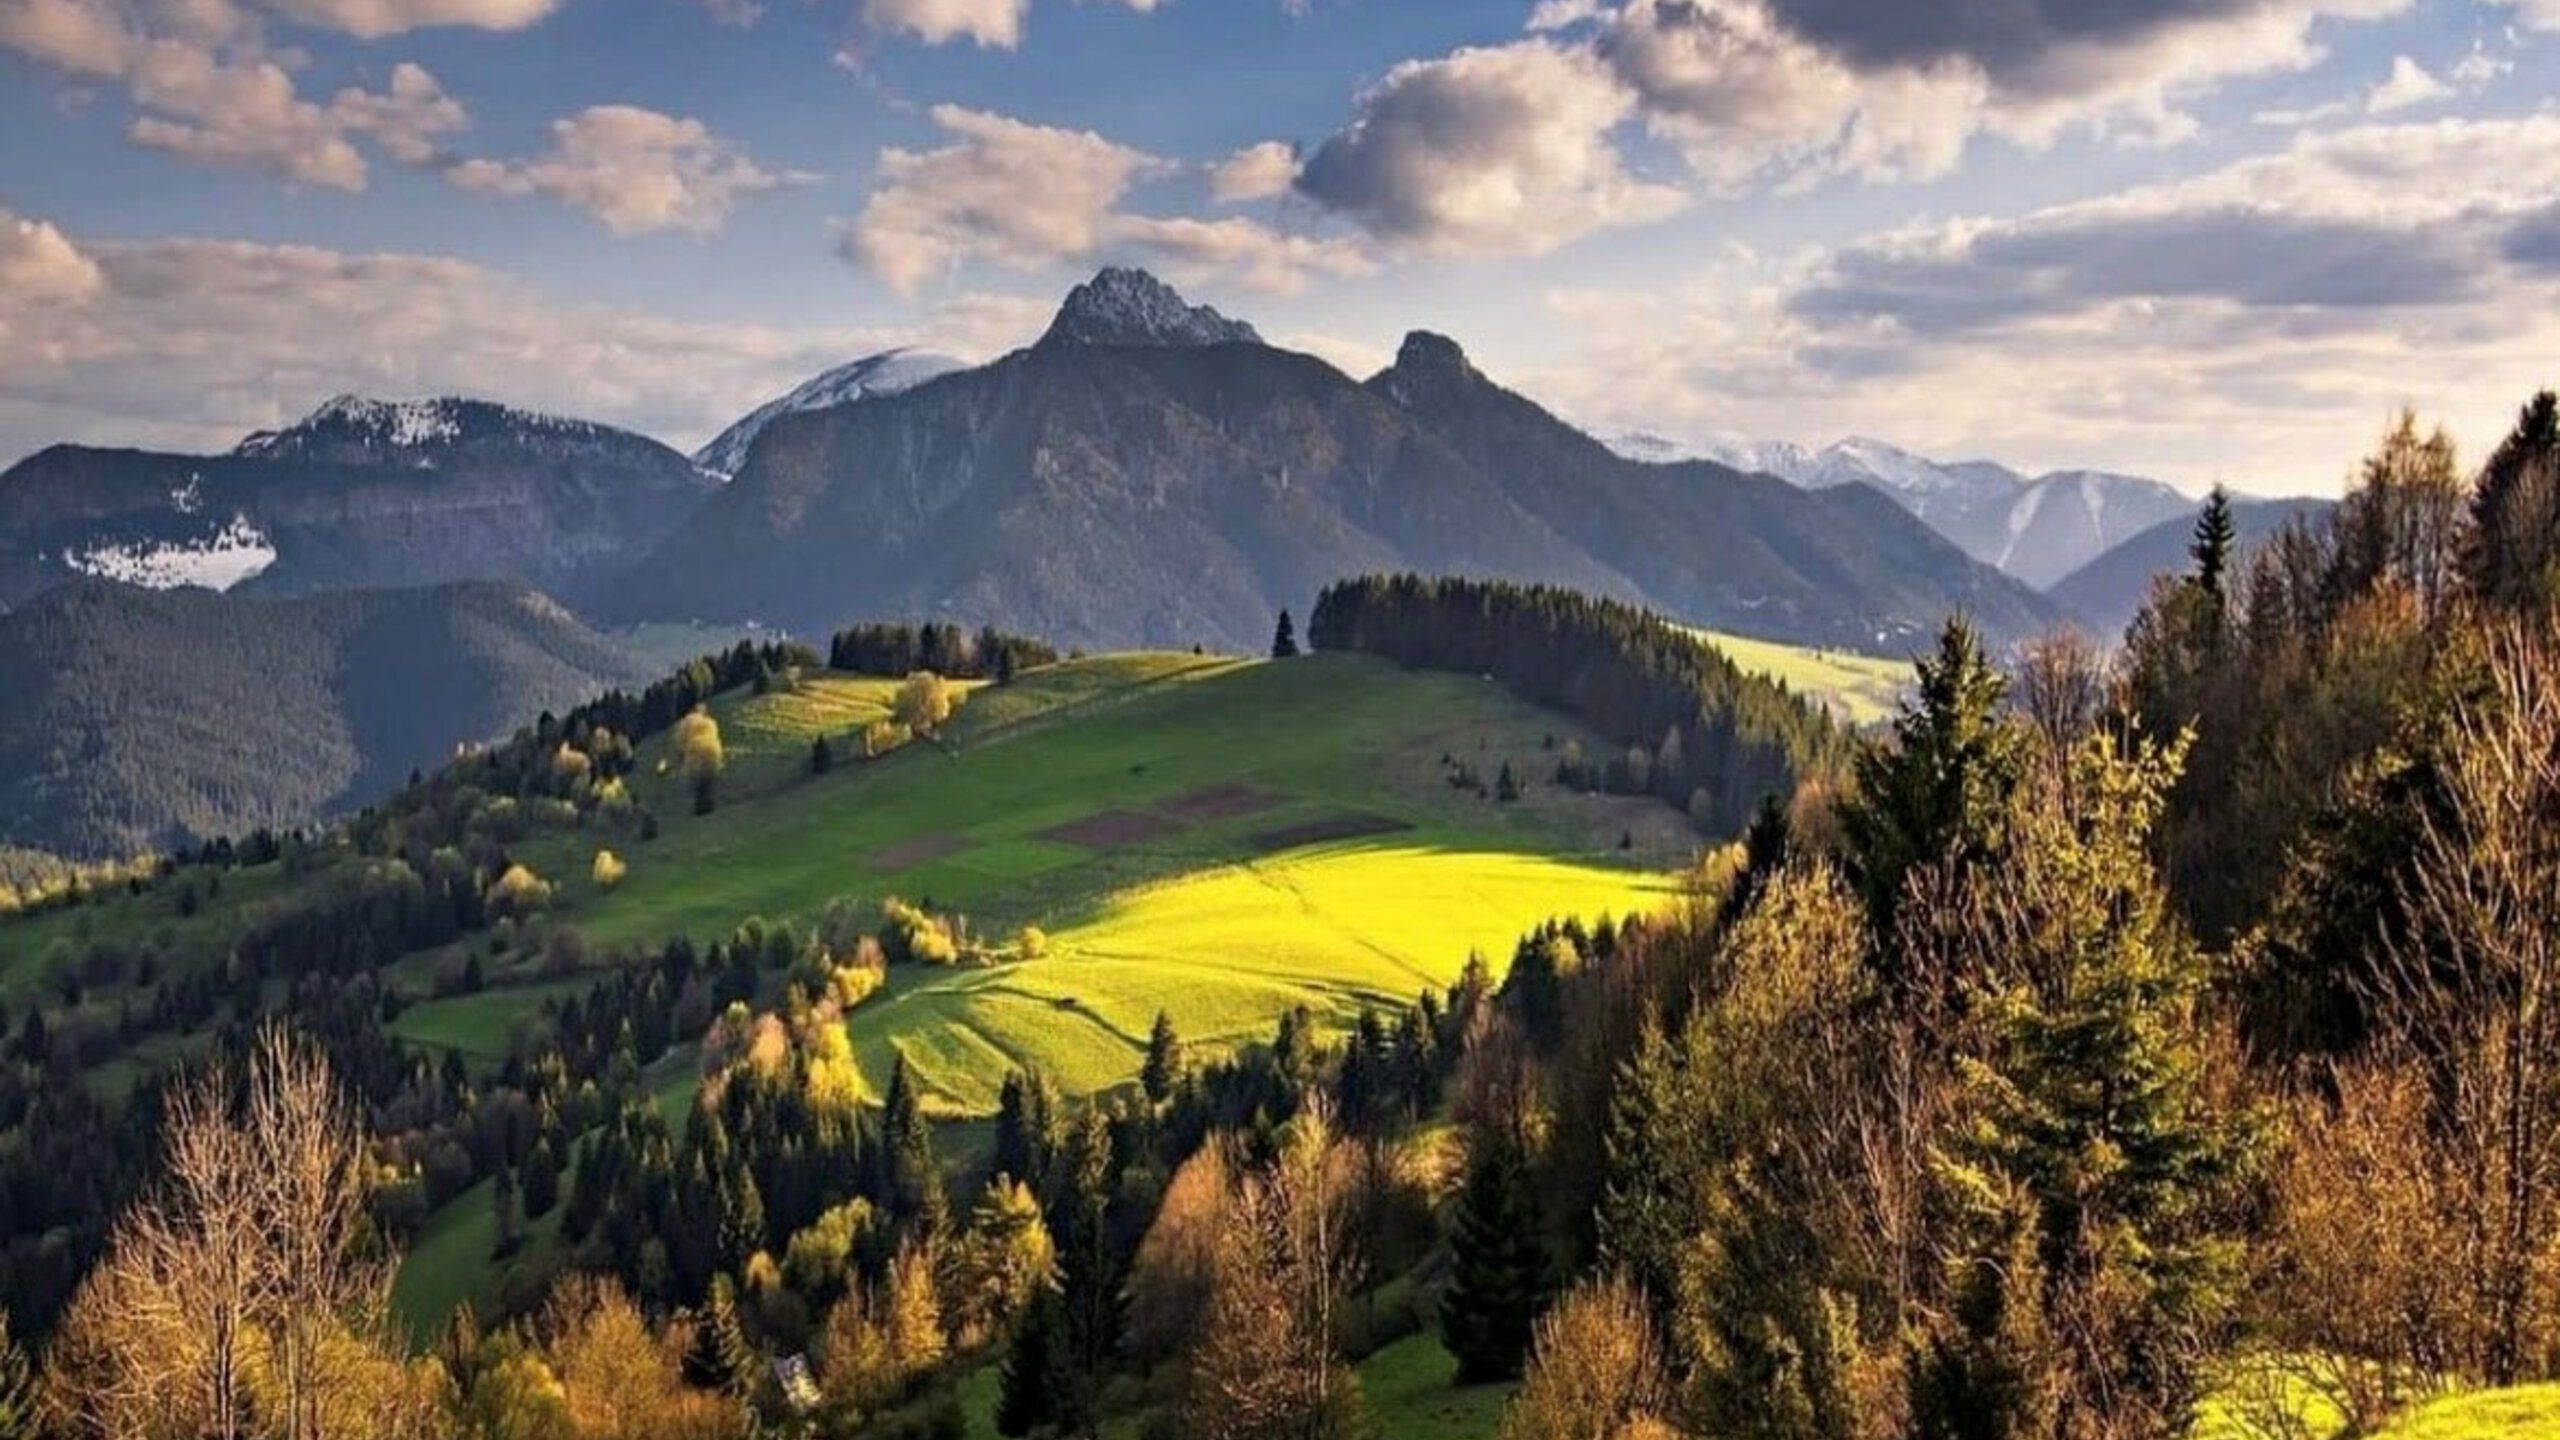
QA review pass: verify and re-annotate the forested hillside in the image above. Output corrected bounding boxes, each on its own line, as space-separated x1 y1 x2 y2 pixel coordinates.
0 580 647 856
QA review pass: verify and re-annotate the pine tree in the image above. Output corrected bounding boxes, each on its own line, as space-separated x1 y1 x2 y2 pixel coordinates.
1441 1129 1548 1383
1836 616 2028 969
2465 389 2560 608
1140 1010 1183 1103
883 1057 948 1234
1044 1110 1122 1436
2189 484 2238 602
522 1138 560 1220
992 1068 1057 1192
1272 609 1301 659
491 1167 523 1260
0 1309 35 1440
996 1287 1068 1436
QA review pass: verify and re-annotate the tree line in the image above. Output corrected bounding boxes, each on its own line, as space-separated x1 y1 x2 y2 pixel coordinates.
1308 575 1848 834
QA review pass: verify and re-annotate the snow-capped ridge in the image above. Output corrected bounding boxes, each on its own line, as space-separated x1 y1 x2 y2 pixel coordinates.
61 513 276 592
691 349 966 479
234 393 621 459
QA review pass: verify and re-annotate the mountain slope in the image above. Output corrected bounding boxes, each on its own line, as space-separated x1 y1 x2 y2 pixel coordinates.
0 580 648 856
0 396 717 608
619 269 2055 653
2047 494 2336 639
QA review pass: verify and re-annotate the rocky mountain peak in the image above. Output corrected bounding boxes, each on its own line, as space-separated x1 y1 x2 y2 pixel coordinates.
1369 330 1479 408
1039 267 1261 349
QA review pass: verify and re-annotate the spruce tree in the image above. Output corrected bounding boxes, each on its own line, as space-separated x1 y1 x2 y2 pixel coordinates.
1272 609 1301 659
992 1068 1056 1192
522 1138 560 1220
1441 1129 1547 1383
1044 1110 1122 1436
1836 616 2028 969
883 1057 948 1235
996 1287 1068 1436
1140 1010 1183 1103
2189 485 2238 602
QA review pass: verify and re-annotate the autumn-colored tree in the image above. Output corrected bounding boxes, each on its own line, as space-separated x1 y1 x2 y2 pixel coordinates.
592 849 627 890
893 671 955 737
42 1026 430 1440
1500 1277 1669 1440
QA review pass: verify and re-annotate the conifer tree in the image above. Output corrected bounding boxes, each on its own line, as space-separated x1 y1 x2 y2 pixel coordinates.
811 733 835 775
1441 1129 1547 1383
996 1287 1068 1437
1272 609 1300 659
1837 616 2028 970
522 1138 560 1220
491 1166 523 1260
2190 485 2238 602
883 1056 948 1235
1044 1109 1123 1436
993 1068 1057 1193
1141 1010 1184 1104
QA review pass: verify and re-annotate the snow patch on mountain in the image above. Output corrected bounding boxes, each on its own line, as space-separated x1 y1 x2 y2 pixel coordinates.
62 514 276 591
692 349 965 479
234 394 622 461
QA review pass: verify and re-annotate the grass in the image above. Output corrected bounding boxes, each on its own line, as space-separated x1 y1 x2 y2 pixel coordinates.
1691 626 1911 727
2369 1384 2560 1438
1358 1331 1515 1440
499 653 1684 1114
388 979 594 1065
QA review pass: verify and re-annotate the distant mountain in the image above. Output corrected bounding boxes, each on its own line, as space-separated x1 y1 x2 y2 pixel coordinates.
693 350 966 479
1619 432 2196 589
0 580 648 857
611 268 2057 654
0 395 717 609
2047 495 2337 640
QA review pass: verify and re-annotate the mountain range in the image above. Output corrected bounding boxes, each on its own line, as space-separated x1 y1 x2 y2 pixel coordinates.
1611 431 2203 590
609 268 2055 653
0 265 2310 855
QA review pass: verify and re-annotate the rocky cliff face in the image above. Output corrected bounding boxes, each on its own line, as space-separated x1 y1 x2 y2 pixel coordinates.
0 396 717 608
613 270 2058 653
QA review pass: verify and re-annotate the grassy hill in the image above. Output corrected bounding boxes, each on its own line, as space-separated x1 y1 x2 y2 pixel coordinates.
1693 626 1910 726
390 652 1683 1116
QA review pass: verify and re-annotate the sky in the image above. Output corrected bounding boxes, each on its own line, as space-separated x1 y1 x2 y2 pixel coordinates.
3 0 2559 495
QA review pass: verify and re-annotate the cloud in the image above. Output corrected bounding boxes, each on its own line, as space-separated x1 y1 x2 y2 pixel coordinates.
1294 39 1686 255
0 0 474 188
1533 115 2560 492
849 105 1364 294
2366 54 2447 113
1209 140 1297 203
448 105 805 235
1107 215 1375 293
851 105 1167 291
0 207 106 306
0 208 1040 466
256 0 557 38
1290 0 2416 251
854 0 1156 49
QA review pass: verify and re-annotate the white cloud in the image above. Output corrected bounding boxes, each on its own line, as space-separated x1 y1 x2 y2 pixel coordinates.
854 0 1156 49
2452 40 2513 87
448 105 804 235
0 210 1039 466
1294 39 1687 255
1209 140 1297 203
1533 115 2560 493
1295 0 2418 250
851 105 1167 292
2254 101 2350 127
0 207 106 306
256 0 556 38
1107 215 1375 293
2366 54 2448 113
0 0 475 188
849 105 1363 294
